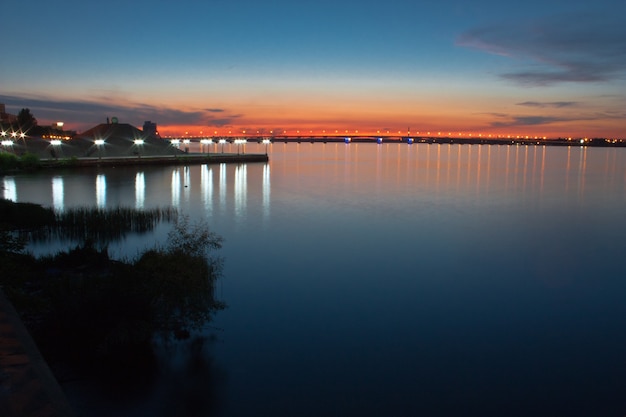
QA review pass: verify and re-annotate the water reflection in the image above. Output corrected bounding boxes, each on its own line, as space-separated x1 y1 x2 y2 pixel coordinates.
262 163 271 223
96 174 106 208
135 172 145 209
219 163 226 215
579 146 587 199
184 166 191 202
3 144 615 219
234 164 247 226
52 176 64 212
201 165 213 215
171 169 180 206
3 176 16 201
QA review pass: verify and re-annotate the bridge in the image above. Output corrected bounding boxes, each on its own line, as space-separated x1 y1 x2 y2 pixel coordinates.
163 135 572 147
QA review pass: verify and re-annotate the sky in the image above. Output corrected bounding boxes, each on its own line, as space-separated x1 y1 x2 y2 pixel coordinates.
1 0 625 138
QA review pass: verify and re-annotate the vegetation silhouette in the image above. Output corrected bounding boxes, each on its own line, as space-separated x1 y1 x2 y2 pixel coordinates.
30 206 178 244
0 152 42 172
0 199 225 377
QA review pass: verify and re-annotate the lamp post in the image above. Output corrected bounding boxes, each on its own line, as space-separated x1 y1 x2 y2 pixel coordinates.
51 139 63 159
95 139 105 159
219 139 226 154
201 139 212 154
1 140 14 153
170 139 180 155
262 138 271 155
133 139 144 158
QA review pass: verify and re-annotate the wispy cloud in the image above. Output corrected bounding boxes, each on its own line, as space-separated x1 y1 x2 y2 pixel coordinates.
206 114 242 127
516 101 579 108
491 115 570 127
486 110 624 128
456 12 626 86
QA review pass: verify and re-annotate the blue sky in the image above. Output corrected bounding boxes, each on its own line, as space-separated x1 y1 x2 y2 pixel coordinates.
2 0 624 137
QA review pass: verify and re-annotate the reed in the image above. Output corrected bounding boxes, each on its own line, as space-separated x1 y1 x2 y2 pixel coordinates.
29 206 178 244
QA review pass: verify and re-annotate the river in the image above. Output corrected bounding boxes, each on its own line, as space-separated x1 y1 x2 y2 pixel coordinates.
4 142 626 416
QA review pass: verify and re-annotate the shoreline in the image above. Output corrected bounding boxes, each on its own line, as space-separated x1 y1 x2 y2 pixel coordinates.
38 153 268 169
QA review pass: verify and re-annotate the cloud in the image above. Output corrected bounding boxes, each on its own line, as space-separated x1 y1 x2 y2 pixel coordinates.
486 110 624 128
0 94 241 131
516 101 578 108
206 114 242 127
491 116 570 127
456 12 626 86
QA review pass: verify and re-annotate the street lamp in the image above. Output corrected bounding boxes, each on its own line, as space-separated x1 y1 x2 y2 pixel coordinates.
219 139 226 153
200 139 212 154
1 140 14 153
233 139 247 154
262 139 271 155
133 139 144 157
94 139 105 159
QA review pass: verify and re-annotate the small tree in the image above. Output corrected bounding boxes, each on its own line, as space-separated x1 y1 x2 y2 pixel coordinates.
135 215 225 339
17 108 37 131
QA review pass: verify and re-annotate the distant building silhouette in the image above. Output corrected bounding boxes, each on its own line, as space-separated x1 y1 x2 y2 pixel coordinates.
0 103 17 124
143 120 159 137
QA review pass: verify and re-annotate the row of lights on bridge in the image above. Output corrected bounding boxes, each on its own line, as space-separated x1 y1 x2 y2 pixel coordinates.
172 130 551 140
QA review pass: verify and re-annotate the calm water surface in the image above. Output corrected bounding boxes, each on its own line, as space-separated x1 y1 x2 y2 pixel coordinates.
4 143 626 416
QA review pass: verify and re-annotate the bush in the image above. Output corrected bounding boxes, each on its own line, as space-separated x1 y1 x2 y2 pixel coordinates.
0 152 19 171
18 152 41 170
0 198 56 230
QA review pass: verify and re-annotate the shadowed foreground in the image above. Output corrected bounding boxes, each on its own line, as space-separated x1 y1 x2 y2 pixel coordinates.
0 290 75 417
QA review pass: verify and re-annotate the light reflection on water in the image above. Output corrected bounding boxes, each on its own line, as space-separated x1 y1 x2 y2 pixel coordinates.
95 174 106 208
52 176 64 212
3 176 16 201
135 172 145 209
5 143 626 417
